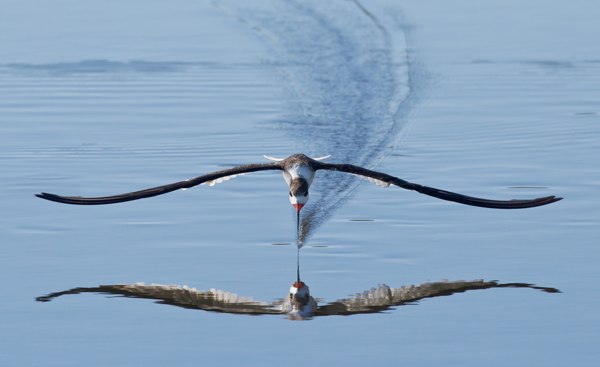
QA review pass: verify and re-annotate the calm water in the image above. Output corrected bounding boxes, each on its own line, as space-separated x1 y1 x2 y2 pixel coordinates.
2 0 599 366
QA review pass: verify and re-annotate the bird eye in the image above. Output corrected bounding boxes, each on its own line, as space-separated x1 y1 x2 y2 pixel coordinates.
289 192 292 197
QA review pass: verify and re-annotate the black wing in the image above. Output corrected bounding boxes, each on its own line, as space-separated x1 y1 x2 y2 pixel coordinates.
36 162 281 205
318 163 562 209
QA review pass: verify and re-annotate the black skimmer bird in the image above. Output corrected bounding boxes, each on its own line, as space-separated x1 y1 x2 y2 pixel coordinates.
36 153 562 214
36 152 562 231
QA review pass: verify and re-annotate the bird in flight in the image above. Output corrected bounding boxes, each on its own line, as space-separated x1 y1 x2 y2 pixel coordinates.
36 153 561 213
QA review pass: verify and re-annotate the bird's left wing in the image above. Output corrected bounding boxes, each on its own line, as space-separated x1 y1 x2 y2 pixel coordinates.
317 163 562 209
36 162 281 205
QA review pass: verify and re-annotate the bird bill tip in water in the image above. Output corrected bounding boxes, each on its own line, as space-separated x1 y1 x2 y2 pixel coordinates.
293 203 304 212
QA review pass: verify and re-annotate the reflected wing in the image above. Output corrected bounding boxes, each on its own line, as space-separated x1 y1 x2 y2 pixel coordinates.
36 283 283 315
315 279 560 316
318 163 562 209
35 162 281 205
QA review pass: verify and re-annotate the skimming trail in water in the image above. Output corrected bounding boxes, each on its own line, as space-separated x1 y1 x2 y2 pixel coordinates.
36 153 561 215
211 0 415 242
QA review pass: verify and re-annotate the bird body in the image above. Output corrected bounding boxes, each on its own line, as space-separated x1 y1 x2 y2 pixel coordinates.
276 155 318 211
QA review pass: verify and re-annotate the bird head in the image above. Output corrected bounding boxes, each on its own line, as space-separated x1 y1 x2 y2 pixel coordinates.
289 178 309 212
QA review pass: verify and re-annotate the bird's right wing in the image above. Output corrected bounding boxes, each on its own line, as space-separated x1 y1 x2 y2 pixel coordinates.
36 162 281 205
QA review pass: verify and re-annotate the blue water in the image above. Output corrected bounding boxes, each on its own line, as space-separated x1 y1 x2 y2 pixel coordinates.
1 0 599 366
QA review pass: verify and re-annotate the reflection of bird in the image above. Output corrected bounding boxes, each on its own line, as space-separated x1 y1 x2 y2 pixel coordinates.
36 153 561 212
282 281 318 320
36 279 560 321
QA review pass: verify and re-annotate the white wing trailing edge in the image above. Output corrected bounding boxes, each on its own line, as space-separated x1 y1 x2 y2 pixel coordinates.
351 173 391 188
201 172 248 186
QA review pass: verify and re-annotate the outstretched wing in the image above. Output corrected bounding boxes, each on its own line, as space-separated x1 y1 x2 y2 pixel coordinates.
36 162 281 205
318 163 562 209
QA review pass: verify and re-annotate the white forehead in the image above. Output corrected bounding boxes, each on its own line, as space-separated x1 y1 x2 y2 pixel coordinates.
289 194 308 205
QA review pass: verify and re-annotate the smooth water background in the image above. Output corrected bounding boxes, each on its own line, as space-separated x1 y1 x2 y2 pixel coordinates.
1 0 599 365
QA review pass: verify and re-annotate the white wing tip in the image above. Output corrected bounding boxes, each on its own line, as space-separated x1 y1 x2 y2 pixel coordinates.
263 155 284 161
264 154 330 161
